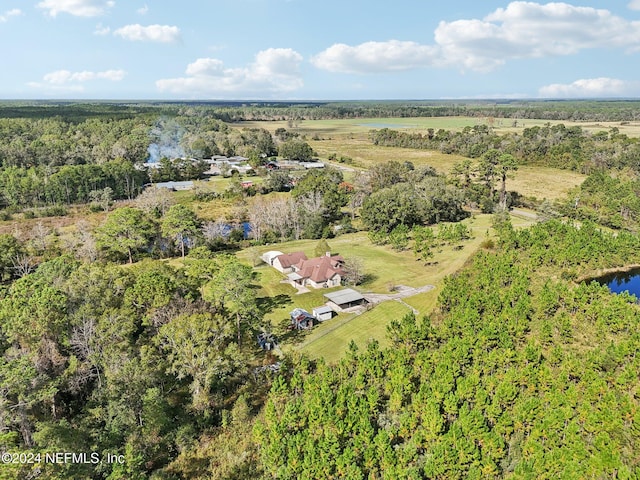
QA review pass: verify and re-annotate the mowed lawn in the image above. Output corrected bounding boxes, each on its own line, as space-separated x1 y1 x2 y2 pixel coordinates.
294 301 413 363
238 231 437 335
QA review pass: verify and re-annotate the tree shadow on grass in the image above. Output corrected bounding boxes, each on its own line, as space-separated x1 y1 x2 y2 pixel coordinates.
357 273 378 288
256 294 292 316
273 317 313 345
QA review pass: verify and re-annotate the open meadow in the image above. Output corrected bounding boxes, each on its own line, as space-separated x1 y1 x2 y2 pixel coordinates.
238 116 640 139
237 117 591 201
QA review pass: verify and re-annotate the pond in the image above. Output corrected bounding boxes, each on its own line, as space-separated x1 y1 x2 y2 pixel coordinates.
592 268 640 296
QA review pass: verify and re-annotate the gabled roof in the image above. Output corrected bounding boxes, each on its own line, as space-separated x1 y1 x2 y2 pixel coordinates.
290 308 314 320
276 251 308 268
295 255 344 284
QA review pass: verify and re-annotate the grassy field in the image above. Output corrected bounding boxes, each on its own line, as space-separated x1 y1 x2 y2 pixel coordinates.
236 117 588 201
509 166 584 201
237 117 640 139
309 134 586 202
294 301 413 363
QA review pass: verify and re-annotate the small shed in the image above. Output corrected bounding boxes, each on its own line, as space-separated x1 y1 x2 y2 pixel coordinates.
290 308 315 330
324 288 368 310
313 305 334 322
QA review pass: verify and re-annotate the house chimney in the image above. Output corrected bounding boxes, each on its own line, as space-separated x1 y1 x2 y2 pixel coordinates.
325 251 331 257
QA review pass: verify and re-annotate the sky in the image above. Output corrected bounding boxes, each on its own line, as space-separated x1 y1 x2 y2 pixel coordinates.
2 1 640 100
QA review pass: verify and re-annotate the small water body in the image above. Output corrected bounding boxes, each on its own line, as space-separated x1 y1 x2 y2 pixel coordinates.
592 268 640 296
221 222 252 239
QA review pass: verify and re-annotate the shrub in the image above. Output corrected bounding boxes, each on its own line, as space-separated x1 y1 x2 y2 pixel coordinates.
480 238 495 250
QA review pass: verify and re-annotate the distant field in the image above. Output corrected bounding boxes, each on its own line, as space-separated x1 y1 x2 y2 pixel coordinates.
237 116 640 138
509 166 584 201
236 117 589 201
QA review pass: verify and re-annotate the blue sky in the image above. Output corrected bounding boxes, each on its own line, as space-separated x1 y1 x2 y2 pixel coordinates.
2 1 640 100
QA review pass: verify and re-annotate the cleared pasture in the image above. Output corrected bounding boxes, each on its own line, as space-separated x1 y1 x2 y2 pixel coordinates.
237 117 588 201
295 301 412 363
237 117 640 138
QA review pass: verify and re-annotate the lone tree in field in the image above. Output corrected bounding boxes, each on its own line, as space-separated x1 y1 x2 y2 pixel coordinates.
314 238 332 257
412 225 435 264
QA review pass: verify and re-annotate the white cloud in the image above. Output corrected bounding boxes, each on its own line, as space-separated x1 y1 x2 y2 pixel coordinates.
435 2 640 71
94 23 110 35
0 8 22 22
185 58 225 76
629 1 640 11
28 68 125 95
311 40 438 74
37 69 126 85
113 24 181 43
137 4 149 15
313 2 640 74
538 78 638 98
156 48 304 98
37 0 114 17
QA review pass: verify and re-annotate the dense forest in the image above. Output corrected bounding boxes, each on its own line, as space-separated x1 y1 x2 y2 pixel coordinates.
2 99 640 122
